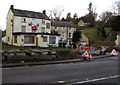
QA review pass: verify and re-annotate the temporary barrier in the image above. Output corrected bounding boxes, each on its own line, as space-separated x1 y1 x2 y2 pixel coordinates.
77 46 96 50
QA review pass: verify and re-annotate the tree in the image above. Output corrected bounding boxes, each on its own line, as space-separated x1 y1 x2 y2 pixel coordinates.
72 31 82 47
73 13 78 19
85 13 95 27
61 17 66 21
110 15 120 31
112 1 120 14
99 11 113 24
83 2 97 27
88 2 93 14
66 13 72 22
47 6 64 21
100 27 106 38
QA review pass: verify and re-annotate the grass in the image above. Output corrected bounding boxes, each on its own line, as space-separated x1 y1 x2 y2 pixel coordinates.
81 27 97 40
104 27 111 35
80 27 112 47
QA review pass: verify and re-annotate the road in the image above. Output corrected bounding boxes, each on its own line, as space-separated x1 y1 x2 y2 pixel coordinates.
2 56 119 84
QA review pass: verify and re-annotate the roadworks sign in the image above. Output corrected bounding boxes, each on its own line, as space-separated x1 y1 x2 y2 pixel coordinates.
111 49 119 55
82 51 92 58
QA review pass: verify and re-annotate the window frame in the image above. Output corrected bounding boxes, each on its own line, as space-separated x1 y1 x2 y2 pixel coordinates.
24 35 34 44
43 36 47 42
49 36 56 44
21 26 26 32
21 18 26 23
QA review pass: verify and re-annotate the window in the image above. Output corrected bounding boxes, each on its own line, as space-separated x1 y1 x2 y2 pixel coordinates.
69 27 71 30
41 27 45 33
32 19 36 24
43 36 47 42
54 27 57 29
14 35 17 43
62 32 64 38
49 36 56 44
46 23 50 29
22 18 26 22
8 37 9 41
42 20 45 24
21 26 26 32
24 35 34 44
69 33 71 38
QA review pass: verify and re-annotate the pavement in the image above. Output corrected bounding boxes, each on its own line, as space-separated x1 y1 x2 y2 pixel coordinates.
2 54 114 68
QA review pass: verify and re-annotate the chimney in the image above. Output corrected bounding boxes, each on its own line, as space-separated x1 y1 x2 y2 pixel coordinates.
10 5 14 9
43 10 46 14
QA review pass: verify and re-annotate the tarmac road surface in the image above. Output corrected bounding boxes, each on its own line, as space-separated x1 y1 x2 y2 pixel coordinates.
2 56 119 84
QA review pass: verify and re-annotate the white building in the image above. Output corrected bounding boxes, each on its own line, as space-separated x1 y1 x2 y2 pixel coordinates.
6 5 60 47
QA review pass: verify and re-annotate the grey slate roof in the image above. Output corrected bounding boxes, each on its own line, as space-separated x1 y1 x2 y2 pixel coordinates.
51 21 75 28
11 8 50 20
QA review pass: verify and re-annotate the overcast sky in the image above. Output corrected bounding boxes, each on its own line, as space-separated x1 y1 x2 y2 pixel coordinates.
0 0 117 30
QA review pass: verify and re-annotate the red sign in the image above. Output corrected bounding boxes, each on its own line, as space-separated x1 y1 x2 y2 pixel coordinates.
77 46 96 50
32 24 37 30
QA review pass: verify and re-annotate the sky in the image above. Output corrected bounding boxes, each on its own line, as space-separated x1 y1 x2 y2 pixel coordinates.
0 0 117 31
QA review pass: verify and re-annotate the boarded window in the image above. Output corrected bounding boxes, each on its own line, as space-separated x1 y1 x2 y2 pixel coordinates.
21 26 26 32
43 36 47 42
14 35 17 43
24 35 34 44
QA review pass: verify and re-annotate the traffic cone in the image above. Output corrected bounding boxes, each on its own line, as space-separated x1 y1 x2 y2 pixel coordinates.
111 49 118 55
89 54 92 61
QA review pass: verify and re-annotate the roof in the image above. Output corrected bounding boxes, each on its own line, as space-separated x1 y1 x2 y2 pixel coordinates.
51 21 75 28
10 8 50 20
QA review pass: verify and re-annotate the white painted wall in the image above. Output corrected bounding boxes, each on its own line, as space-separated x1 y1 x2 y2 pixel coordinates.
13 17 51 33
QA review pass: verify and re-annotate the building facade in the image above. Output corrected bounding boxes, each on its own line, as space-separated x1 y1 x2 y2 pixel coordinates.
115 34 120 46
6 5 60 47
51 21 76 47
80 33 89 46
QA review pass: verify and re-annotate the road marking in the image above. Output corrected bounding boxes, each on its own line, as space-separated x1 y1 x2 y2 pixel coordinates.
67 75 120 85
56 80 65 83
